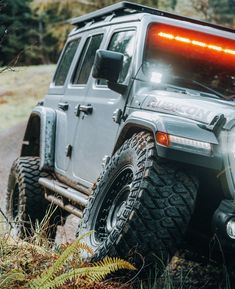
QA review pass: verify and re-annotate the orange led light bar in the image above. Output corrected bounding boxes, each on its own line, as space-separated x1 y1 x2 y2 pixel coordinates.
158 31 235 56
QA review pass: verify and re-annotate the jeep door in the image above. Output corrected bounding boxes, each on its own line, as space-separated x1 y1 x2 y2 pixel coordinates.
71 25 137 185
54 30 108 176
44 38 81 173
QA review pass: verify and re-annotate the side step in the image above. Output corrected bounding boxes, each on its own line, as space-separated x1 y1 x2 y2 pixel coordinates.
39 177 90 218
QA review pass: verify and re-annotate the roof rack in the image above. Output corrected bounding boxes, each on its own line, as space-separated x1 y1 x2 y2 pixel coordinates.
70 1 234 33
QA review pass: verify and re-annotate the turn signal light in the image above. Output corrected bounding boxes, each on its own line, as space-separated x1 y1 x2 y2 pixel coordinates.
156 131 212 156
156 132 170 147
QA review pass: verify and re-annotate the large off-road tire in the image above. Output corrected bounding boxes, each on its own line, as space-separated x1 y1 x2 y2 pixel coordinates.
6 157 57 237
79 132 199 268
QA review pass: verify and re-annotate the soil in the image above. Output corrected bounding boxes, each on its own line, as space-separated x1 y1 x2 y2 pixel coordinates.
0 122 26 207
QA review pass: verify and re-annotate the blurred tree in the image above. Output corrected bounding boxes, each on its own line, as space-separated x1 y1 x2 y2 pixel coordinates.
175 0 209 20
0 0 35 66
30 0 174 55
158 0 176 10
209 0 235 28
30 0 97 62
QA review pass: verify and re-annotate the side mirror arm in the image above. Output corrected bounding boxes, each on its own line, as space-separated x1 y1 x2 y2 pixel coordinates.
108 81 127 94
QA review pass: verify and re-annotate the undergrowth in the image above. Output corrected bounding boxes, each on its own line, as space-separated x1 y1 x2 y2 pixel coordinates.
0 207 234 289
0 208 135 289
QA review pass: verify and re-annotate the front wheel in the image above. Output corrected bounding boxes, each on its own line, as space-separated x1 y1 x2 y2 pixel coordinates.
79 132 199 267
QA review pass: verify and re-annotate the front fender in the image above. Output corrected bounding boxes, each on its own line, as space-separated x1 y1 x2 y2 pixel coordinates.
21 106 56 170
114 110 222 170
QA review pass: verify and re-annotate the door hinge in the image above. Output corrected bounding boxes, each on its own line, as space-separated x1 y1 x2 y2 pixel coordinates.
58 102 69 111
112 108 122 124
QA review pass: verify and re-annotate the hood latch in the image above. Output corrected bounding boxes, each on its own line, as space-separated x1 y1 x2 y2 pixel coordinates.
198 114 226 136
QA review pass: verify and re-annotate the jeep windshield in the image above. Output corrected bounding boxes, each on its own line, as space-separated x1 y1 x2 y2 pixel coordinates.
142 23 235 99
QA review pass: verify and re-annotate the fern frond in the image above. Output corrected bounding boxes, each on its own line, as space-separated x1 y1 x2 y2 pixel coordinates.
29 231 94 289
94 256 136 272
91 257 137 282
76 242 94 256
33 267 106 289
35 258 136 289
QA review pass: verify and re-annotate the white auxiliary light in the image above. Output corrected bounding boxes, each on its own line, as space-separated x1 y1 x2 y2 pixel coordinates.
170 135 212 156
227 218 235 239
150 72 162 84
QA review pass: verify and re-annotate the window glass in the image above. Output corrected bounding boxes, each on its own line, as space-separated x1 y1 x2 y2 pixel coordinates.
73 34 103 84
98 30 136 86
54 39 80 86
108 30 136 83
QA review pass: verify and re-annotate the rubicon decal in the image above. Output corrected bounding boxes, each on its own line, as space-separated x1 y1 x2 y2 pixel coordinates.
145 97 213 123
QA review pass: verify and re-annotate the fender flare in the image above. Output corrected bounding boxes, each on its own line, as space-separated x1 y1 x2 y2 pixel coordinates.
21 106 56 170
113 110 221 169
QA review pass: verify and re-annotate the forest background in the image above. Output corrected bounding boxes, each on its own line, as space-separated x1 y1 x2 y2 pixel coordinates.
1 0 235 67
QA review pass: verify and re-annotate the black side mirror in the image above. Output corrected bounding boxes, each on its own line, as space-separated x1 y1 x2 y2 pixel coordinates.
93 49 123 82
92 50 127 94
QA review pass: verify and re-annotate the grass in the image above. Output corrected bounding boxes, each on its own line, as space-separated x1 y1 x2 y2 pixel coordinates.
0 208 135 289
0 217 234 289
0 65 56 131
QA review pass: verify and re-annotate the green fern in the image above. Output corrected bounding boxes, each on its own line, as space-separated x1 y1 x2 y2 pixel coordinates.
30 257 136 289
29 231 94 289
93 256 136 281
28 231 136 289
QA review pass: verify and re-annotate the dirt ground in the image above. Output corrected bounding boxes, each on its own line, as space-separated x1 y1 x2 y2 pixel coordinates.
0 122 26 207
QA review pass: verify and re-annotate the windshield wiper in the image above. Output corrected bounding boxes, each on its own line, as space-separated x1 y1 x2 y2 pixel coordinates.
151 82 191 94
172 76 225 99
134 76 225 99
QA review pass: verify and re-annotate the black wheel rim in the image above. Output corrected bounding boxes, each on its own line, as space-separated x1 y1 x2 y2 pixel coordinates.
93 166 133 244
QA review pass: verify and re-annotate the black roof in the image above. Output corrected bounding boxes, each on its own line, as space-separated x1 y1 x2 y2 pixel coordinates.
70 1 234 33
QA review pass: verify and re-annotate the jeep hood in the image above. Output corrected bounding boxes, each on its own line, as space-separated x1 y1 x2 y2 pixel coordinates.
138 90 235 127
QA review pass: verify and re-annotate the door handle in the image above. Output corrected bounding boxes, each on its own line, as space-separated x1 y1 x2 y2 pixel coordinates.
58 102 69 111
75 104 93 117
79 104 93 114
